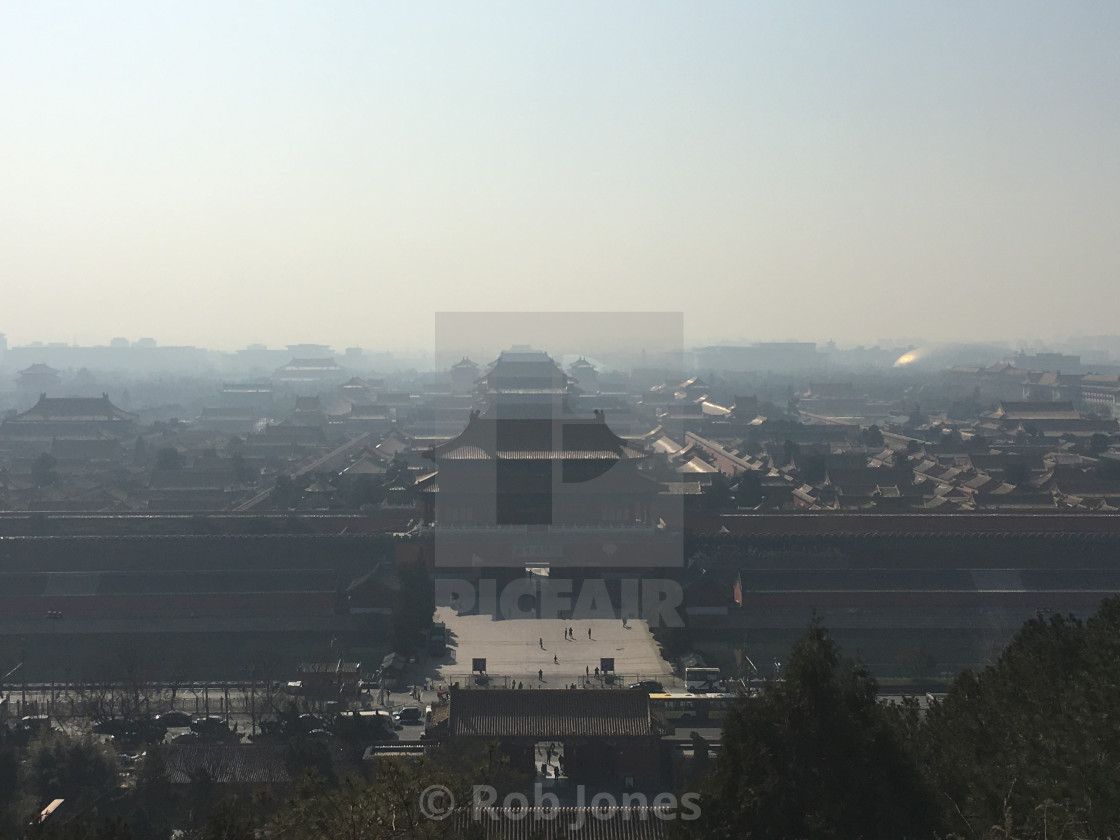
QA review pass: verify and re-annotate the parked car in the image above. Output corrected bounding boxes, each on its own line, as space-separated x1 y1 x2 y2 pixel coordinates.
155 711 192 729
20 715 53 733
298 713 329 733
94 717 164 745
392 706 423 725
628 680 665 693
190 715 233 740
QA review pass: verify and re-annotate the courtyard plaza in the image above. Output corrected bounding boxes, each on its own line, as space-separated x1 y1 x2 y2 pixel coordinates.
430 605 678 690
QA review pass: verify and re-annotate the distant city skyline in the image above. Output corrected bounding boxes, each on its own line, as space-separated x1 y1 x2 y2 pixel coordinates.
4 2 1119 350
5 330 1120 362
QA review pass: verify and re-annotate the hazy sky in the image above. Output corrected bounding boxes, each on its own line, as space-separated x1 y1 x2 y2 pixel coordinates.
3 2 1118 352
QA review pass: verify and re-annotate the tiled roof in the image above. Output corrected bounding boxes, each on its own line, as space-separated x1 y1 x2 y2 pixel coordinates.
341 457 386 475
678 457 718 474
279 358 344 371
991 401 1081 420
163 745 291 784
448 688 652 739
429 416 646 462
7 395 138 423
443 808 670 839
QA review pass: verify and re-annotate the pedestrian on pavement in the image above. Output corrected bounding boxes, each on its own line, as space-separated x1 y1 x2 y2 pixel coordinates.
538 669 543 681
539 638 543 649
588 627 592 639
553 654 558 664
518 681 523 689
569 626 573 638
585 665 589 676
594 667 599 677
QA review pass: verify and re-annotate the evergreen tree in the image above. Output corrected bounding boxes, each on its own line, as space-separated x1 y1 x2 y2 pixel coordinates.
685 619 936 839
918 598 1120 837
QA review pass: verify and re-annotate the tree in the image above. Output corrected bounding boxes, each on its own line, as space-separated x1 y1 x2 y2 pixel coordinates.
0 743 18 820
968 434 990 452
266 743 523 840
267 759 463 840
393 560 435 656
130 749 173 840
270 474 301 509
781 439 801 465
339 474 385 509
702 473 734 510
385 455 412 486
31 453 59 487
1003 460 1031 487
917 598 1120 838
19 731 119 804
686 731 712 784
1096 457 1120 481
230 453 256 485
860 424 884 447
155 447 183 471
735 471 764 507
684 619 937 840
800 454 827 484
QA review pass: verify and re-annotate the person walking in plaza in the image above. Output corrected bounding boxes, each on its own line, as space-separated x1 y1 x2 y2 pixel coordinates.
587 627 592 639
553 654 558 664
538 669 543 682
539 637 544 649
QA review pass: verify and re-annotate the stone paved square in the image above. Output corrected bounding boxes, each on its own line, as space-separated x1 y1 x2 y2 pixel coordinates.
432 605 678 688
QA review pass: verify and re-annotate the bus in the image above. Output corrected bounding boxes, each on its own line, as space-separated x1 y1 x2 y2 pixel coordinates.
684 667 723 692
649 691 741 725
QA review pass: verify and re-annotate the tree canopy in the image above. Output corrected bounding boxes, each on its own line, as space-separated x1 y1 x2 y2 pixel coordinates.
688 599 1120 840
686 618 936 840
917 598 1120 838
